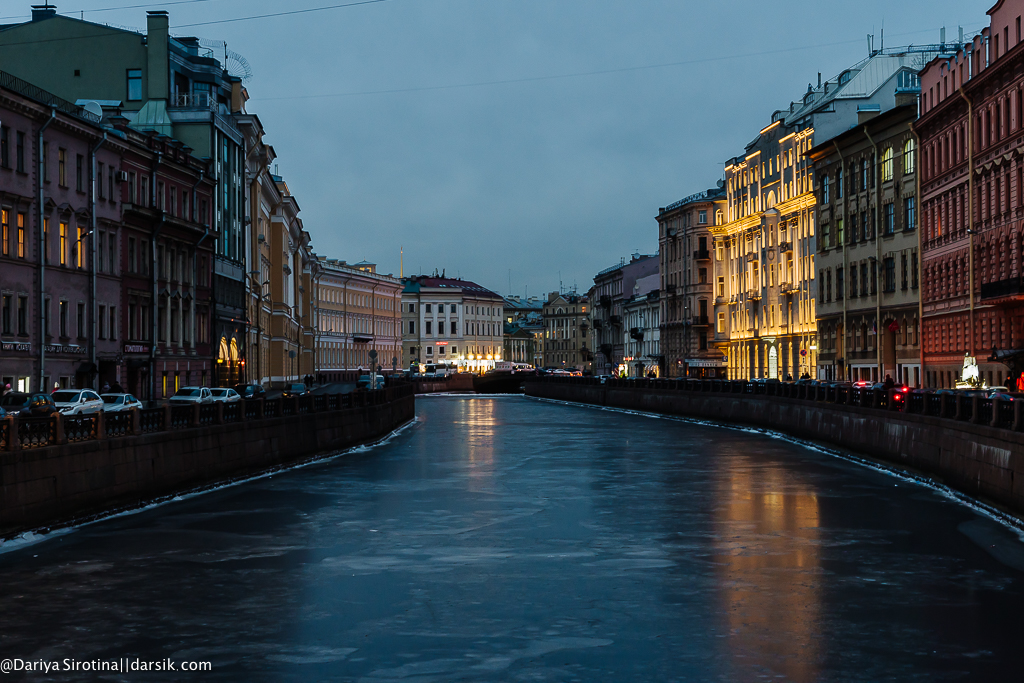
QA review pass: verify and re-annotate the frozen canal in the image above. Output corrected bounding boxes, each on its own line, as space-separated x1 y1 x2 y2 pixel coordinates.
1 395 1023 681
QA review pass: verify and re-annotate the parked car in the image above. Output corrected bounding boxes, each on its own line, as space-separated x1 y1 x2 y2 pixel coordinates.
210 388 241 403
988 391 1015 402
357 375 385 390
24 392 58 417
101 393 143 412
0 391 30 415
233 383 266 400
282 383 308 398
169 386 214 404
52 389 105 415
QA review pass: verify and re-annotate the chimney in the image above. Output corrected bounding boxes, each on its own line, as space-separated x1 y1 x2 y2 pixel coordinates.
857 104 881 124
146 11 170 100
31 4 57 21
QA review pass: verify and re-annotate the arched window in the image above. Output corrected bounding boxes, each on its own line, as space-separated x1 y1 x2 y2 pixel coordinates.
903 139 916 174
882 147 894 181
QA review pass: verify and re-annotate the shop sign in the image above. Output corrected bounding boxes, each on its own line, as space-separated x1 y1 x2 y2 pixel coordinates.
1 341 31 352
685 358 726 368
123 344 150 354
44 344 86 355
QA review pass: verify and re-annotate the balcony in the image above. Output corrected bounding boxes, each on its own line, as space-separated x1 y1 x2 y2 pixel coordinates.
981 278 1024 301
170 92 216 110
746 253 757 262
593 318 604 330
665 283 677 294
779 241 793 253
629 327 644 340
779 282 799 295
600 295 612 308
691 316 710 327
693 249 711 261
746 289 762 300
609 315 623 327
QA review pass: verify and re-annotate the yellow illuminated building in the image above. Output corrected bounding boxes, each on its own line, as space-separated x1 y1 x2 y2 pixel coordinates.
713 118 817 380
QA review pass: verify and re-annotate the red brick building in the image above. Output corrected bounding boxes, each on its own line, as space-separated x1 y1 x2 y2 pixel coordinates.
918 0 1024 388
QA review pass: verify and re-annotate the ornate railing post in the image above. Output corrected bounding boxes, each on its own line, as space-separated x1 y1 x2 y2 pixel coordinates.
53 412 66 445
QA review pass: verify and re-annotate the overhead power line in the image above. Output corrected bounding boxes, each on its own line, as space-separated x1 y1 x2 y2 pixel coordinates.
250 24 985 102
0 0 224 23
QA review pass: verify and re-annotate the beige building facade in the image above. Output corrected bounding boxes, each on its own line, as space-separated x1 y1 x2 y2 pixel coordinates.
314 259 403 379
715 118 818 380
542 291 591 371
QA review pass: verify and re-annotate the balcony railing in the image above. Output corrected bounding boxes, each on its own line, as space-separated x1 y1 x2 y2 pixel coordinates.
746 289 762 300
691 315 710 327
170 92 216 110
693 249 711 261
609 315 623 326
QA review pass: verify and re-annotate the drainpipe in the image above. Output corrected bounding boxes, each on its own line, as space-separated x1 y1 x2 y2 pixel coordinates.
190 170 207 365
833 140 848 381
908 119 925 387
864 126 883 380
89 132 106 389
149 151 163 403
37 109 55 392
959 88 975 358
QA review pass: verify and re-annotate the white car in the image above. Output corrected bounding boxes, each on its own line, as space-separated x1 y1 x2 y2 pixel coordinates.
169 386 214 405
209 388 241 403
101 393 143 412
52 389 105 415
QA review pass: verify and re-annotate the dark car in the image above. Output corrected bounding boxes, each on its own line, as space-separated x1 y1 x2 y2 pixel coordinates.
281 383 308 398
234 383 266 400
0 391 30 415
25 393 57 416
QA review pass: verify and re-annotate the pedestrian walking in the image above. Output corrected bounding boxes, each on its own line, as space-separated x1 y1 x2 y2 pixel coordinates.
51 382 59 394
102 382 111 394
2 383 10 396
1016 372 1024 393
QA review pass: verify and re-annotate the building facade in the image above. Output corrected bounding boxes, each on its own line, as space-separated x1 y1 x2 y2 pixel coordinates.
917 1 1024 388
314 258 403 381
402 276 505 372
809 104 922 385
0 74 124 393
0 8 251 383
541 291 591 371
623 274 661 377
657 187 727 377
591 254 658 375
117 123 216 400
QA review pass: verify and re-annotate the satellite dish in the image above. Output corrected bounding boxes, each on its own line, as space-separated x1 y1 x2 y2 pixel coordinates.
82 101 103 118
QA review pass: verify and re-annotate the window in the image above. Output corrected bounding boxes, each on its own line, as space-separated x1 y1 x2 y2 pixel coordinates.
76 154 83 192
98 232 105 272
850 267 858 298
58 148 66 187
904 197 916 231
884 203 895 236
1 294 10 334
128 237 136 272
0 126 8 168
127 69 143 101
884 257 896 293
18 295 27 335
882 147 894 181
76 227 85 268
59 300 68 338
408 303 415 313
42 142 48 181
59 222 68 266
97 162 104 199
77 302 85 338
1 209 7 256
43 218 49 263
108 166 115 201
837 166 844 198
903 139 915 174
409 321 415 334
15 131 25 173
836 267 844 300
425 304 432 313
17 213 25 258
109 306 116 340
901 253 909 291
98 306 106 339
699 210 707 224
822 174 830 203
451 320 457 334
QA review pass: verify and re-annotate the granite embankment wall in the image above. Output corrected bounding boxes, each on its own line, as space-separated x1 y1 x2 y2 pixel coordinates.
412 374 475 394
526 379 1024 516
0 387 415 537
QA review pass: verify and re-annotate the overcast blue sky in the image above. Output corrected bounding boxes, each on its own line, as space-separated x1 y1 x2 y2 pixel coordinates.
6 0 988 297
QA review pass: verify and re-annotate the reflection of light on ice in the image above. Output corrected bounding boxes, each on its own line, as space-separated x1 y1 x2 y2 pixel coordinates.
0 417 420 555
527 396 1024 544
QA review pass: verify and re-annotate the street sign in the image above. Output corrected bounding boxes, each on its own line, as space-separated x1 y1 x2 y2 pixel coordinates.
369 349 378 360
